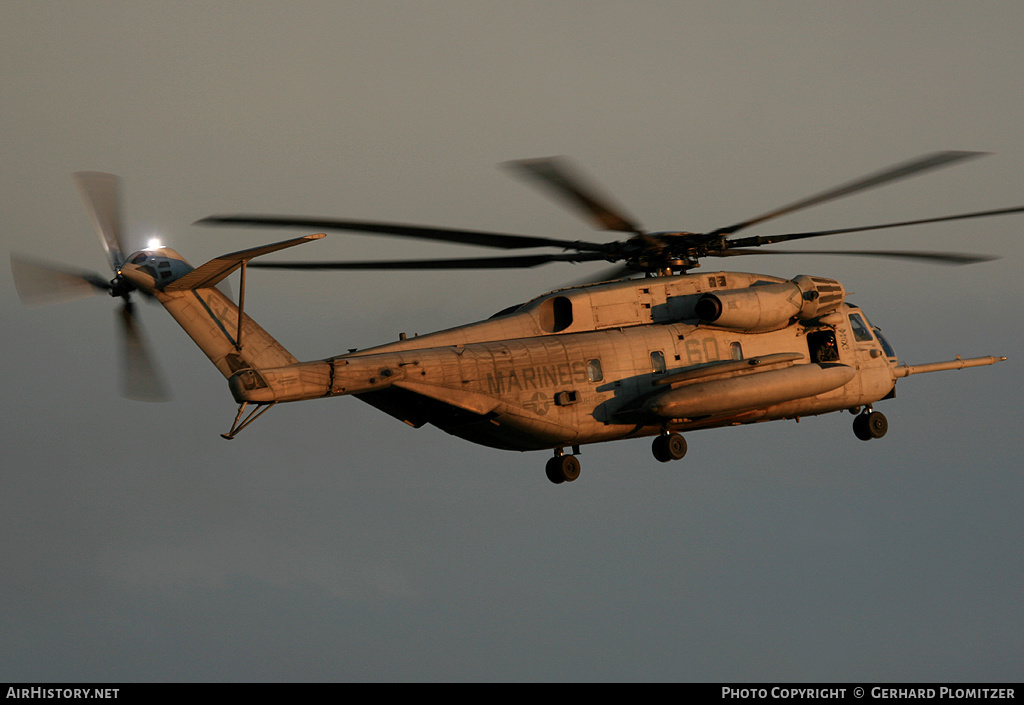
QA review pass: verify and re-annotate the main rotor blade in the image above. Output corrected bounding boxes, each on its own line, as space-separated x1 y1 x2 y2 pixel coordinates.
248 251 609 270
196 215 611 253
503 157 643 234
10 254 111 307
118 302 171 402
715 247 997 265
725 205 1024 248
709 151 987 237
73 172 126 272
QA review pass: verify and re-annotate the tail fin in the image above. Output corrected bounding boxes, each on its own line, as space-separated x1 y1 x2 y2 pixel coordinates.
153 234 324 379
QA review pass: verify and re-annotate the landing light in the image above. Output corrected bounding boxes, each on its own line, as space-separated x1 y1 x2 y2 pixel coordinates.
147 237 163 250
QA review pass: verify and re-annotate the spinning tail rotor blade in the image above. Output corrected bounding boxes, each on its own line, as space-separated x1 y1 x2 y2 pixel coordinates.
118 302 171 402
10 254 111 307
12 172 172 402
73 172 127 272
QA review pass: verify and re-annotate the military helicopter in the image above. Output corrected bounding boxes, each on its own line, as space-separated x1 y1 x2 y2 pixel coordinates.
11 153 1019 484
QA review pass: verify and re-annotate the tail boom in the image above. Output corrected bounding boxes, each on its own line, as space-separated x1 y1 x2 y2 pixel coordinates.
227 354 412 404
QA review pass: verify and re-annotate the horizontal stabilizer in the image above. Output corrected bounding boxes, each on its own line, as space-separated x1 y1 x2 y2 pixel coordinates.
394 379 502 416
165 234 325 291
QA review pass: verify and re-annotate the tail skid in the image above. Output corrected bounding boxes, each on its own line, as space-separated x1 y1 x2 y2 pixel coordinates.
221 401 277 440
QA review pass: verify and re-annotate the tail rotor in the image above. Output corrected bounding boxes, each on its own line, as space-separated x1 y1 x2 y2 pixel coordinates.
10 173 171 401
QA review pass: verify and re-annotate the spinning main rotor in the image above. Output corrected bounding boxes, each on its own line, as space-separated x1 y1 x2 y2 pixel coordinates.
198 152 1022 278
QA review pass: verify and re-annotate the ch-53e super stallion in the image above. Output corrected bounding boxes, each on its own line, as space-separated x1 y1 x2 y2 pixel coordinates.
11 153 1019 483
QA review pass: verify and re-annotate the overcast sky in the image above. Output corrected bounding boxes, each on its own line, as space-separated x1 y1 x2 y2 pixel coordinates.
2 1 1022 682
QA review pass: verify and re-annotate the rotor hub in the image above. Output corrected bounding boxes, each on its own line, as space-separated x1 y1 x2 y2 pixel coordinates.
107 274 135 299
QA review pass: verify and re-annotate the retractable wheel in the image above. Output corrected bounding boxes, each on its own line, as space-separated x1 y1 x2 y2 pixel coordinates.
652 433 687 462
545 454 581 483
853 411 888 441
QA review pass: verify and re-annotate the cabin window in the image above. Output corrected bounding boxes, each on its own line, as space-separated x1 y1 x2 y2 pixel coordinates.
538 295 573 333
848 313 874 343
809 330 840 363
586 359 603 383
730 342 743 360
650 350 667 374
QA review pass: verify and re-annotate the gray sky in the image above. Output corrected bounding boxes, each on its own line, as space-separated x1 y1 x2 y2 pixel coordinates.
2 1 1022 682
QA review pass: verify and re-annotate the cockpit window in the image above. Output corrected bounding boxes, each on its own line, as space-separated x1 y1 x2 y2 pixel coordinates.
874 328 897 358
848 313 874 343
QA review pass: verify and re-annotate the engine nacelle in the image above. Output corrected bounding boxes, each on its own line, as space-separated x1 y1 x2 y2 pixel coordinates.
694 275 845 332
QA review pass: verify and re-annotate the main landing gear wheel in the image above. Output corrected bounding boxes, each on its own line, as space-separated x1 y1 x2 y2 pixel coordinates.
545 454 581 484
652 433 687 463
853 410 888 441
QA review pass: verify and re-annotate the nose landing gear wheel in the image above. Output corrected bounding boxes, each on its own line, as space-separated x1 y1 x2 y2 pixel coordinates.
853 410 888 441
652 433 687 462
545 454 581 484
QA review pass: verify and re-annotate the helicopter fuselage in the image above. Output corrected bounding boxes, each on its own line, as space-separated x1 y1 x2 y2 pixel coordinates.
227 270 901 452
